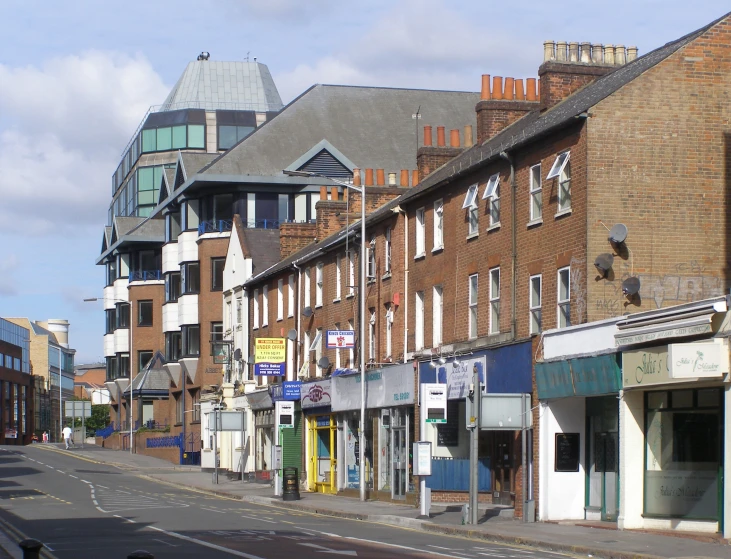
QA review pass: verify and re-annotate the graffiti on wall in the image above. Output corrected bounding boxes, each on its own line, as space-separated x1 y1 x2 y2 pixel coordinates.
569 256 587 323
595 259 725 318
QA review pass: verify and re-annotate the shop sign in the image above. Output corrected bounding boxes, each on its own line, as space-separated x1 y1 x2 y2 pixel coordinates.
412 441 432 476
316 415 331 427
645 471 718 518
276 401 295 429
622 347 673 388
668 341 727 379
254 338 286 376
282 381 302 400
301 379 332 409
438 356 486 400
615 323 711 347
332 363 414 411
4 428 17 439
326 330 355 349
422 383 447 423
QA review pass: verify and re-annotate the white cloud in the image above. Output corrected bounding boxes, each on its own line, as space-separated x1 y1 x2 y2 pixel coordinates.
0 51 169 234
0 254 19 296
228 0 339 21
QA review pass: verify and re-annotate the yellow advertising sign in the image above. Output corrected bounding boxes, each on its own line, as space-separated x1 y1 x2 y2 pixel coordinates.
255 338 286 363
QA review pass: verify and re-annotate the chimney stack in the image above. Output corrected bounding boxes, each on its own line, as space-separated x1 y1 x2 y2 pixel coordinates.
476 74 538 144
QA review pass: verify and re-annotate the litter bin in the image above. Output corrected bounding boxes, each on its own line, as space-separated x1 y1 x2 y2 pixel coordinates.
282 467 300 501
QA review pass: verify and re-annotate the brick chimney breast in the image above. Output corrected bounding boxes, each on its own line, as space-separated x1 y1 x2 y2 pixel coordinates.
476 75 538 144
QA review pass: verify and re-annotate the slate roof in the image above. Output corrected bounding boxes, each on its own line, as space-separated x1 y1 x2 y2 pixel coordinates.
161 60 283 112
199 85 479 177
246 13 730 286
180 153 218 178
132 351 172 393
241 227 283 274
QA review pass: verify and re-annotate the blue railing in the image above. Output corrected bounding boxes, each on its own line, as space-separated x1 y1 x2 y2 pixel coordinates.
135 419 168 430
95 423 116 439
129 270 162 281
426 457 492 492
198 219 234 235
146 434 182 448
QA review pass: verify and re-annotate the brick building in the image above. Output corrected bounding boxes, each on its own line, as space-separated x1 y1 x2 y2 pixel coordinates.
0 318 33 445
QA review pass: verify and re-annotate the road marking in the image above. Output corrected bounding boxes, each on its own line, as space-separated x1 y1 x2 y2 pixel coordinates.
345 536 484 559
81 480 91 484
429 546 455 550
116 489 131 494
69 475 78 479
200 507 226 514
147 526 267 559
299 543 357 556
241 515 277 524
477 554 507 558
153 538 177 547
113 515 136 523
98 485 109 489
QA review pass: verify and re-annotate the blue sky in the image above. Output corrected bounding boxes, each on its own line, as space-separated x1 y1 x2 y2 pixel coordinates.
0 0 728 364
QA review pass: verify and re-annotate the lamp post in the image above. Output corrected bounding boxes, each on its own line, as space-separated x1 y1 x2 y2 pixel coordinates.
84 296 134 454
57 346 63 444
283 169 367 502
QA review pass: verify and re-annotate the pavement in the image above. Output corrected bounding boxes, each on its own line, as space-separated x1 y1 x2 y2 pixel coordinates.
6 443 731 559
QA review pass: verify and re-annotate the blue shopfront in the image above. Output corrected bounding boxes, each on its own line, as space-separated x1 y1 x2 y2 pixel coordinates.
419 341 532 505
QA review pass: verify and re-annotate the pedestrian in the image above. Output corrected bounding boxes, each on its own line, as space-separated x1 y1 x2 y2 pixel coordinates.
42 431 49 443
62 425 73 449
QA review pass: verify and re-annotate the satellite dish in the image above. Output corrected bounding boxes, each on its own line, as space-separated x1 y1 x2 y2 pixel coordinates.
233 348 242 361
302 306 313 318
287 329 298 341
622 276 641 296
594 253 614 276
608 223 628 244
317 356 331 370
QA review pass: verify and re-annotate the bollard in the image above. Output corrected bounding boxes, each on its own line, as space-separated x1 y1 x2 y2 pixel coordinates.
128 551 155 559
461 503 469 525
18 539 43 559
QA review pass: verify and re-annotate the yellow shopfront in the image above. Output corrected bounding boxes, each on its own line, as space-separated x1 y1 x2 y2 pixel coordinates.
307 414 337 493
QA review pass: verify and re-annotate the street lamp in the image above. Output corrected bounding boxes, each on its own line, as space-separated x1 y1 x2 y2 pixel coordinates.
283 169 367 502
84 297 134 454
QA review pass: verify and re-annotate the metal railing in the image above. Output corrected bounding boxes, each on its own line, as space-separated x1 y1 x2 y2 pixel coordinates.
129 270 162 281
146 434 182 448
95 423 116 439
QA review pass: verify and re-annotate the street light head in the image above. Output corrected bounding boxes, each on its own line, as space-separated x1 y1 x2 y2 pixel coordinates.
83 298 100 302
283 169 315 178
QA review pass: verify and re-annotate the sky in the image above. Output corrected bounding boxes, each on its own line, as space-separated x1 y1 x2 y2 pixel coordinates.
0 0 728 364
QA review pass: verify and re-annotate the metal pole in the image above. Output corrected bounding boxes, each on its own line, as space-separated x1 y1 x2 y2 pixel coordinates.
359 183 366 503
213 407 219 484
129 318 133 454
241 409 245 484
419 385 427 518
82 405 85 449
469 366 480 524
58 347 62 444
521 393 527 522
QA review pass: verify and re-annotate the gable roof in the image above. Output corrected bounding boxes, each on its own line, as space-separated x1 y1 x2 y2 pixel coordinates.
241 228 282 275
199 84 479 177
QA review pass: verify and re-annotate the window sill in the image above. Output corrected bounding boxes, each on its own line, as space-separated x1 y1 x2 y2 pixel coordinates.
191 420 200 425
381 272 391 281
527 218 543 228
262 323 268 328
431 246 444 254
487 222 501 232
466 232 479 240
315 304 323 309
414 253 426 261
277 318 283 322
555 208 572 218
332 298 341 304
367 279 376 285
287 314 294 319
137 324 153 328
346 294 355 300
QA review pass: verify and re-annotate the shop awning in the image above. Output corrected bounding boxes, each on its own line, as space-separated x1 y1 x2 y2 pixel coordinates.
536 354 621 400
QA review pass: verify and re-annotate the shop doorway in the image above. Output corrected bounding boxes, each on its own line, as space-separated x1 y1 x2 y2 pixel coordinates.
488 431 514 505
309 415 336 494
587 396 619 521
391 411 408 500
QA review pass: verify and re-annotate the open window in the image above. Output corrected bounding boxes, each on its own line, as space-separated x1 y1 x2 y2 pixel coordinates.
462 184 479 209
546 151 570 180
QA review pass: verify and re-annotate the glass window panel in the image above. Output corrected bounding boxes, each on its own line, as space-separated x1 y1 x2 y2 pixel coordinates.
153 166 163 190
672 390 693 409
172 125 186 149
237 126 255 141
138 191 156 205
697 388 719 408
138 206 153 218
647 391 668 409
138 167 154 190
218 126 238 150
157 127 172 151
142 129 157 152
188 125 205 148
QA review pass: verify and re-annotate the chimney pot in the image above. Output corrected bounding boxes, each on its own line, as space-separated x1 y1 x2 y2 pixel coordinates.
411 170 419 187
437 126 446 147
319 186 327 200
591 43 603 63
568 42 579 62
627 46 638 62
450 129 460 147
464 125 473 147
615 45 626 65
580 42 591 63
556 41 568 62
526 78 537 101
504 77 515 100
604 44 615 65
388 172 396 186
492 76 503 100
543 41 556 62
376 168 385 186
353 168 361 186
515 79 525 100
400 169 409 187
330 186 338 200
536 78 540 101
480 74 491 100
365 168 374 186
423 125 433 146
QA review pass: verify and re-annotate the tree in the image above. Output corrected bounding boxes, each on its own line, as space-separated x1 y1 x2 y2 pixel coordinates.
85 405 111 434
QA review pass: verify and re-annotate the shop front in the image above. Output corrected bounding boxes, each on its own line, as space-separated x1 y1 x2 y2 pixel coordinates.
246 387 274 482
301 378 336 494
271 381 303 486
331 363 416 502
418 341 532 506
615 296 730 537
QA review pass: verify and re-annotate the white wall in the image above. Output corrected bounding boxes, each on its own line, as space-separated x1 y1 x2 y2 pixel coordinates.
178 231 198 264
162 302 179 332
539 398 586 520
162 243 178 274
178 294 199 326
103 334 114 357
618 389 644 529
543 317 620 360
112 278 129 306
113 328 129 353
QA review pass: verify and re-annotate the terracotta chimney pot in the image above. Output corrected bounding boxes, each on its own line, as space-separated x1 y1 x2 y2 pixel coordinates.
492 76 503 100
515 79 525 100
464 125 473 147
400 169 409 186
450 129 460 147
526 78 537 101
437 126 446 147
411 170 419 187
319 186 327 200
423 125 433 147
481 74 491 100
376 168 385 186
504 77 514 100
365 168 374 186
353 168 361 186
330 187 338 200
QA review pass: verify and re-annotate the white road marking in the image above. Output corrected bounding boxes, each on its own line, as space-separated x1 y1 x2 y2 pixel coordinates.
147 526 267 559
292 528 341 538
98 485 109 489
241 514 277 524
299 542 357 556
153 538 177 547
92 500 99 506
429 546 455 550
69 475 78 479
81 480 91 484
115 489 131 494
477 554 507 558
345 536 482 559
200 507 226 513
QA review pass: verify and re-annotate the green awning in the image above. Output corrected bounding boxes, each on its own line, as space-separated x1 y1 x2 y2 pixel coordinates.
536 354 621 399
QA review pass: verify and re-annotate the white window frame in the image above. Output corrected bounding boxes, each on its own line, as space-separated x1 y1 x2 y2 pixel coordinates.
236 296 243 326
468 274 478 339
367 236 376 279
348 250 355 297
558 266 571 328
433 199 444 250
303 330 311 373
347 319 354 367
262 285 269 326
315 262 323 307
335 253 342 301
253 288 259 329
277 279 284 321
304 267 311 308
287 274 295 317
334 322 341 368
415 208 425 257
550 151 572 213
369 309 376 361
385 305 393 358
314 328 323 376
415 291 425 350
529 274 542 334
489 267 500 334
546 151 570 180
530 164 542 222
462 183 478 209
432 285 443 347
465 184 479 237
483 173 500 227
385 228 392 274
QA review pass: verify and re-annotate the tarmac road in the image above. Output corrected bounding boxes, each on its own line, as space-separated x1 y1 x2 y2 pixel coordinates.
0 445 575 559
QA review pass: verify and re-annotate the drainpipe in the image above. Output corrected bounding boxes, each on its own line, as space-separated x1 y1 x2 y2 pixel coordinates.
395 206 409 357
500 151 517 339
293 263 302 377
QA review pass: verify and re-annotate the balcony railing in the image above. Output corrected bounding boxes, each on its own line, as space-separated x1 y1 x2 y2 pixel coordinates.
198 219 234 235
129 270 162 281
197 218 318 236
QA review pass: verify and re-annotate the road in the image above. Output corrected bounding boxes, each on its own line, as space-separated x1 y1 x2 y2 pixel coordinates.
0 445 574 559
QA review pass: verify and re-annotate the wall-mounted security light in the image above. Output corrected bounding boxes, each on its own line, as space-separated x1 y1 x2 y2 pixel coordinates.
594 253 615 277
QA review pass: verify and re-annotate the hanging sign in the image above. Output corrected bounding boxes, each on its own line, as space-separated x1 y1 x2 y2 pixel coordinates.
326 330 355 349
255 338 286 376
422 383 447 423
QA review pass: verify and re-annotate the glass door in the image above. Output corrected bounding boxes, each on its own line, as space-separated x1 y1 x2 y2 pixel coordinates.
392 427 407 499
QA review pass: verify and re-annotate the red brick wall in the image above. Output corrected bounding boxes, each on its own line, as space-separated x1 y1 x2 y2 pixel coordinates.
280 222 317 258
476 100 536 144
538 62 613 111
417 146 463 181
